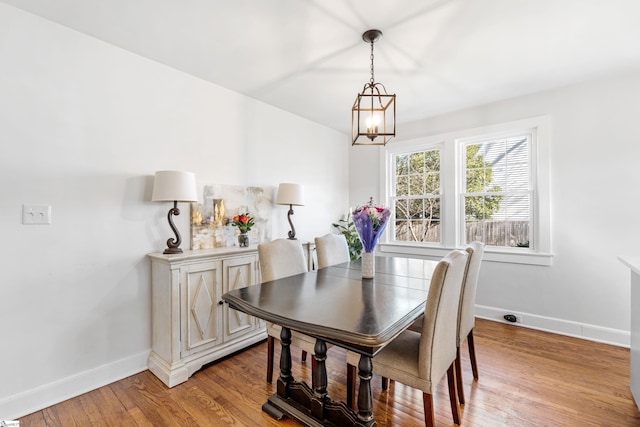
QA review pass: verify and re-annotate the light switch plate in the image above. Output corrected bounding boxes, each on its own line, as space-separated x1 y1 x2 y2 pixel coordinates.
23 204 52 225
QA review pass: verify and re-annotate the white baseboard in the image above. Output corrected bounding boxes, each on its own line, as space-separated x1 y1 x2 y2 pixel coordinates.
0 350 149 421
476 305 630 348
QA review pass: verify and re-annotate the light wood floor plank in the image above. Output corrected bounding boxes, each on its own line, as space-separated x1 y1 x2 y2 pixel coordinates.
18 319 640 426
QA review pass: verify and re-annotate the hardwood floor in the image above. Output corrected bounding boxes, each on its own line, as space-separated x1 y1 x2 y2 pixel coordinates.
19 319 640 426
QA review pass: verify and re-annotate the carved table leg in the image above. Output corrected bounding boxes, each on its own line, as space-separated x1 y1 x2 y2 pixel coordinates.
277 326 293 397
263 327 293 420
311 339 328 420
357 355 374 423
263 329 376 426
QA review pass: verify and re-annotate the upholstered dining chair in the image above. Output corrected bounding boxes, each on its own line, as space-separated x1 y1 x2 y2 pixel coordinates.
258 239 318 383
407 241 484 404
314 233 350 269
346 249 469 427
452 241 484 403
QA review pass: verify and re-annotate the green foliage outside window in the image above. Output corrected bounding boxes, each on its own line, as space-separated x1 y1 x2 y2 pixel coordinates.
394 146 503 243
464 144 503 221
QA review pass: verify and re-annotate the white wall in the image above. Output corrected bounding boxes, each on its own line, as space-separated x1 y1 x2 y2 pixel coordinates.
350 70 640 346
0 4 348 419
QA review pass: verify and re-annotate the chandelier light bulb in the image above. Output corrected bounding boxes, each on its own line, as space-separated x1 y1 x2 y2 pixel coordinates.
366 114 380 136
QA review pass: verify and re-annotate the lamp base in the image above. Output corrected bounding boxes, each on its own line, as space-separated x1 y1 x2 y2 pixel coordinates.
286 205 297 240
163 202 184 255
163 247 183 255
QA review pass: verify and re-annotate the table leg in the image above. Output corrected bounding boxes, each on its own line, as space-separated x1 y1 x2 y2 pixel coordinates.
263 327 294 420
277 326 293 396
357 354 374 423
310 339 328 419
263 330 376 427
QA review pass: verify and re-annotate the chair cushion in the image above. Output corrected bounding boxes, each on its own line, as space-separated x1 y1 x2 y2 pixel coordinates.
346 330 434 392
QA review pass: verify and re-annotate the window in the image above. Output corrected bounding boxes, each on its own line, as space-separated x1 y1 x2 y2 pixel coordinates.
393 149 441 243
462 134 531 248
382 116 551 265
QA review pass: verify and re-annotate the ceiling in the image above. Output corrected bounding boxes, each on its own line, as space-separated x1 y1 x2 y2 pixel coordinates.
3 0 640 135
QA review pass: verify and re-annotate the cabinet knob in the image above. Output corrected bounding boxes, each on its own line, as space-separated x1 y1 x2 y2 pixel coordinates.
218 300 224 306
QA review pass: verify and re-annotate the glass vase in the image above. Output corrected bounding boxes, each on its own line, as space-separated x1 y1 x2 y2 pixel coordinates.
238 233 249 248
361 251 375 279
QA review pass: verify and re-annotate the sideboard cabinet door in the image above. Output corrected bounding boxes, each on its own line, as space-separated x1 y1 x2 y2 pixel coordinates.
181 259 223 357
224 255 258 341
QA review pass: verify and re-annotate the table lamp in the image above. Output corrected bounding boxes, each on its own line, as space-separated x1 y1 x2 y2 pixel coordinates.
276 183 304 240
152 170 198 254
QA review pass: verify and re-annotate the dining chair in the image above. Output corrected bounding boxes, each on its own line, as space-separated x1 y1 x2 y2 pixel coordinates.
453 241 484 403
346 249 469 427
314 233 350 269
258 238 318 383
407 241 484 404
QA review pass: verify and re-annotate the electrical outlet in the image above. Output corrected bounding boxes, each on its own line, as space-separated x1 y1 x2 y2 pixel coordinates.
503 313 523 323
22 204 52 225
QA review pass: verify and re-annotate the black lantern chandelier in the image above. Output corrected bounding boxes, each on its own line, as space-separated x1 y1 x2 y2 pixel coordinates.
352 29 396 146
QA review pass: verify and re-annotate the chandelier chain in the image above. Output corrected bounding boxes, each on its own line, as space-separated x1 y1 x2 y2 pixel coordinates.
369 40 375 85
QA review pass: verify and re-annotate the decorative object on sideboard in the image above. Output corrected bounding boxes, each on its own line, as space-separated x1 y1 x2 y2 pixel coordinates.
190 184 273 249
231 213 255 247
352 197 391 278
352 29 396 146
152 170 199 254
213 198 225 226
276 183 304 240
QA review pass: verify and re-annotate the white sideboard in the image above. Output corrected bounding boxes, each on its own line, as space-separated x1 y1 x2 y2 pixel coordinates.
619 256 640 409
147 247 266 387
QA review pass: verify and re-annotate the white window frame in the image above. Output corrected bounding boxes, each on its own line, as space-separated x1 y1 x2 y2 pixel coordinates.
379 116 552 266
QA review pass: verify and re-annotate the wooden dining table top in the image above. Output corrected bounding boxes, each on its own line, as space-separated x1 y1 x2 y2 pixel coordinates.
223 255 439 356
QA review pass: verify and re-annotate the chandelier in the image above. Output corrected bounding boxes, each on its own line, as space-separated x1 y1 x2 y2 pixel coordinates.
352 29 396 146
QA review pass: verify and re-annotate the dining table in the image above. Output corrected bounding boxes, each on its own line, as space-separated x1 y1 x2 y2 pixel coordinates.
222 255 439 427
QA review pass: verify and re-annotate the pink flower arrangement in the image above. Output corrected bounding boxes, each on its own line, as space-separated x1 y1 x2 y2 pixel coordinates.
352 197 391 252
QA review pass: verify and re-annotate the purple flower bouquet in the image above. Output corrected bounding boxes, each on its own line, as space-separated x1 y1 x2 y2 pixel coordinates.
353 198 391 278
352 197 391 252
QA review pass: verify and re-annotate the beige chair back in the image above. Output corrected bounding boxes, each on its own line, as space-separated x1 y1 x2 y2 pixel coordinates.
458 241 484 345
258 238 307 282
418 249 469 383
314 234 350 269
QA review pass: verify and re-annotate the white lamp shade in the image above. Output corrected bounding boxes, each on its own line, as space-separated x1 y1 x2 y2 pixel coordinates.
152 170 198 202
276 183 304 206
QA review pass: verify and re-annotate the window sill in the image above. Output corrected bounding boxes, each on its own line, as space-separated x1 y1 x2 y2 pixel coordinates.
378 243 553 266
